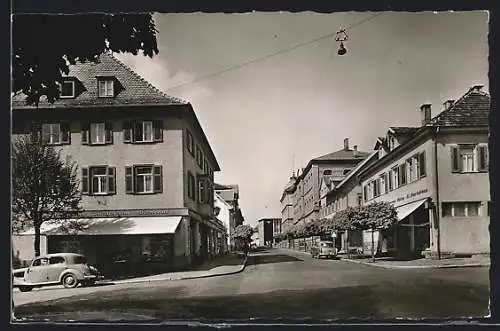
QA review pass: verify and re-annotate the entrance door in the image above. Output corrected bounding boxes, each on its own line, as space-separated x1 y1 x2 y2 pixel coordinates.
26 257 48 284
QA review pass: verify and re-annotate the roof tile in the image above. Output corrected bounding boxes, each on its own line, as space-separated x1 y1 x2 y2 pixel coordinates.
12 53 186 108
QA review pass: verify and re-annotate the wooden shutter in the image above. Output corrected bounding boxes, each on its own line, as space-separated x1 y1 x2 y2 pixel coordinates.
451 145 460 173
60 122 71 144
477 145 488 172
81 122 90 145
123 121 132 143
125 166 134 193
105 121 113 144
388 171 393 191
153 165 163 193
153 120 163 142
384 173 389 193
398 164 404 185
419 152 426 178
107 167 116 194
363 185 368 202
81 168 89 194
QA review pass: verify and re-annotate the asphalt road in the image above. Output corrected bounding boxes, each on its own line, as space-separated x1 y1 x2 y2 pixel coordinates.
13 248 490 321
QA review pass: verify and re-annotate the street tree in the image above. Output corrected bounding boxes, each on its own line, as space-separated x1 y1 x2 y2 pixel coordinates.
12 13 159 106
231 224 254 253
12 134 82 257
351 202 398 262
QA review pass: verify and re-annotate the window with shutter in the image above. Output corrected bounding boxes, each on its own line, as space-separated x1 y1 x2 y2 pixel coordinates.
451 145 460 172
81 168 89 194
153 165 163 193
123 121 132 143
477 145 488 172
107 167 116 194
419 151 426 178
153 120 163 142
105 122 113 144
81 122 90 145
363 185 368 202
384 173 389 193
399 164 407 185
125 166 134 193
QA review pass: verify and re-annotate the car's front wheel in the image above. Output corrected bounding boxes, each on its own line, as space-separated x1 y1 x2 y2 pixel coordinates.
62 273 79 289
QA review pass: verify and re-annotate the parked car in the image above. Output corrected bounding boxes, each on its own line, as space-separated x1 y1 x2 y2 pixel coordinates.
310 241 337 259
12 253 103 292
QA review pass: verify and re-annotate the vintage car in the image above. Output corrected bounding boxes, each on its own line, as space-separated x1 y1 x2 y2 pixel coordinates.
12 253 103 292
310 240 338 259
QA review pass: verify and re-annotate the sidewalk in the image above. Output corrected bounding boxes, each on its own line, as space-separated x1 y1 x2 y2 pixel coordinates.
339 254 490 269
110 253 248 285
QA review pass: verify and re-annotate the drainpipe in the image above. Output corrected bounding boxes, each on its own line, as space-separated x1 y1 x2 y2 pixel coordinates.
434 127 441 260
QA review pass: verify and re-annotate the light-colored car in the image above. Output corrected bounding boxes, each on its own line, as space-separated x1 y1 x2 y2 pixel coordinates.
311 241 337 259
12 253 103 292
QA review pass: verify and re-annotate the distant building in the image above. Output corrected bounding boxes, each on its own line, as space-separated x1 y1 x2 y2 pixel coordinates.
257 218 281 246
280 173 296 233
214 183 244 249
213 191 232 253
282 138 370 227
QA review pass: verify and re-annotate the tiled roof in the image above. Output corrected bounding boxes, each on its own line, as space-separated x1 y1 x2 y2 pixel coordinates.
313 148 370 161
427 88 490 127
389 126 419 136
12 53 186 109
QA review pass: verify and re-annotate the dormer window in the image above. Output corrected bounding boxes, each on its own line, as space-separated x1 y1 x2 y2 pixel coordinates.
57 80 75 98
98 79 115 97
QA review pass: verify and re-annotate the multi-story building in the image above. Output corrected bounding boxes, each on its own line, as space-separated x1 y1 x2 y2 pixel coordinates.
12 53 226 271
289 139 370 225
214 183 244 249
358 85 490 258
320 152 379 252
280 173 297 233
213 191 231 253
257 218 281 246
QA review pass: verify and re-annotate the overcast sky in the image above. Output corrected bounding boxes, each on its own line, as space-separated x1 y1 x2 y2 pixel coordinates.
116 11 488 227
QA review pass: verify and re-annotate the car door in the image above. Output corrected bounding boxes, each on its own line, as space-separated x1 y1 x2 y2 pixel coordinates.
25 257 48 284
46 256 67 282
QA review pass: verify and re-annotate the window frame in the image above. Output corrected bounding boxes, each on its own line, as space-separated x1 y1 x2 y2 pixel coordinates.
125 165 163 195
82 165 116 196
41 122 71 145
441 201 482 217
98 79 115 98
58 80 76 98
186 131 195 156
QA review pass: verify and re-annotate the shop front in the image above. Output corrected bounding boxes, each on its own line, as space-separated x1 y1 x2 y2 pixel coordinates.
40 215 185 278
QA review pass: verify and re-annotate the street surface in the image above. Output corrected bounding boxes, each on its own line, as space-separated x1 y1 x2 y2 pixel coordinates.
13 248 490 321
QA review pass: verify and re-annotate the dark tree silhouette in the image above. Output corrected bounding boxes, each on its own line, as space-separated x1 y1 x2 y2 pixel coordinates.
12 13 159 106
12 134 82 257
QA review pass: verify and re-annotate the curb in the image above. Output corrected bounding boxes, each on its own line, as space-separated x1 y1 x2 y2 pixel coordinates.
112 256 249 285
339 258 490 270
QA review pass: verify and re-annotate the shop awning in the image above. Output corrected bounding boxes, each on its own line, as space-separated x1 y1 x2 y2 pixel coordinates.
20 216 183 236
396 199 426 222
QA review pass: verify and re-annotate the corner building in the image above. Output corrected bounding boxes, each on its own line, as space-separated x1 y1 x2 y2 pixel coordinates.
12 54 226 272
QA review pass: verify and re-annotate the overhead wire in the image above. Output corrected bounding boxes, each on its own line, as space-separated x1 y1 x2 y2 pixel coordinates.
165 12 385 92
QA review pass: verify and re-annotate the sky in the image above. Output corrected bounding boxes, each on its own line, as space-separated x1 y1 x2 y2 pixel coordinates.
115 11 489 227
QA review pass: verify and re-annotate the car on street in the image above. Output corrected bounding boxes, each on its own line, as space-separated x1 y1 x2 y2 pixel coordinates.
310 240 337 259
12 253 103 292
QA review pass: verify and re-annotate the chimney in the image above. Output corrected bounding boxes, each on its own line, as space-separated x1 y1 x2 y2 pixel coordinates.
343 138 349 150
353 145 358 157
469 85 484 93
420 104 432 126
443 99 455 111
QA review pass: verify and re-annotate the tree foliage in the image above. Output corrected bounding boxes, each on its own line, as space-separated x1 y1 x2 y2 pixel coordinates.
12 134 82 256
231 224 254 242
280 202 398 239
12 13 159 106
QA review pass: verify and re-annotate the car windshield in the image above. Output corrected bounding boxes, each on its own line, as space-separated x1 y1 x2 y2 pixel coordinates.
321 242 334 248
72 255 87 264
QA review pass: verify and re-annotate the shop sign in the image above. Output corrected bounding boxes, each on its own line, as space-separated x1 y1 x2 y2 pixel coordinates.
387 188 429 205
